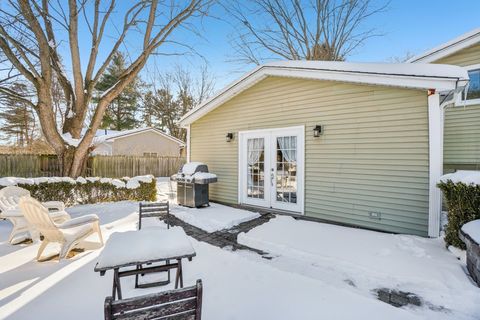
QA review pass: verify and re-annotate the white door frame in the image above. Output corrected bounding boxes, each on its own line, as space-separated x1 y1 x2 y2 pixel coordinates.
238 125 305 214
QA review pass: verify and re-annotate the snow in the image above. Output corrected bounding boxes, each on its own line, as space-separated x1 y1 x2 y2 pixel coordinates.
171 202 260 233
155 177 259 233
238 216 480 319
439 170 480 185
96 227 195 270
0 176 150 190
192 172 217 179
462 220 480 244
0 180 479 319
264 60 469 80
0 177 76 186
76 177 87 184
181 162 204 175
62 132 80 146
126 175 154 189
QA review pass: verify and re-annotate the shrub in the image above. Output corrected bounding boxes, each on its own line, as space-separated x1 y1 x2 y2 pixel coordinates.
437 180 480 249
0 175 157 207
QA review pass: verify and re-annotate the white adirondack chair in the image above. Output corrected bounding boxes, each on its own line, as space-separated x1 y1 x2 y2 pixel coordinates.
19 197 104 261
0 186 70 244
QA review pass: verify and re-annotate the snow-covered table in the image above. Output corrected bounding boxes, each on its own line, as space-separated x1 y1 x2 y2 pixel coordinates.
94 227 196 299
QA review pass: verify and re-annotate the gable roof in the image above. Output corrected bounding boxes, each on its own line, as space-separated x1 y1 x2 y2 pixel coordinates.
408 28 480 63
179 60 469 126
63 127 185 147
97 127 185 146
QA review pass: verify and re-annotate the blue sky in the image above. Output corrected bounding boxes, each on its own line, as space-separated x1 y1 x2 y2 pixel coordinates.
137 0 480 90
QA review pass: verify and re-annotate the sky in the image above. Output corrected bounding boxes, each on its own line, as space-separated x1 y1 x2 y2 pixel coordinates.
58 0 480 92
140 0 480 90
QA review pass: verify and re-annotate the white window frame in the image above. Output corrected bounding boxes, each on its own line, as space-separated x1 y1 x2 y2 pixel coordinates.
456 63 480 106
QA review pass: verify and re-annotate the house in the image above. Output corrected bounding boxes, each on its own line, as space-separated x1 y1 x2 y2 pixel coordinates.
90 127 185 157
179 61 468 237
408 28 480 172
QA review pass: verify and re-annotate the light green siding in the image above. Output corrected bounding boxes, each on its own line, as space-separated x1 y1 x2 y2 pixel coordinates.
431 42 480 170
444 104 480 170
190 77 429 236
434 43 480 66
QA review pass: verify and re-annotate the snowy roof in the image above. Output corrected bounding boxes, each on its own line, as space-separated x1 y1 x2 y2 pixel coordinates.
408 28 480 63
179 60 469 126
63 127 185 147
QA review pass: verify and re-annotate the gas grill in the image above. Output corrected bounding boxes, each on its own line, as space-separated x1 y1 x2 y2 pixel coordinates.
171 162 217 208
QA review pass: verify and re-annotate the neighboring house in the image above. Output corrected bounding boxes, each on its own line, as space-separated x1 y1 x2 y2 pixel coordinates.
408 28 480 172
90 127 185 157
180 61 468 237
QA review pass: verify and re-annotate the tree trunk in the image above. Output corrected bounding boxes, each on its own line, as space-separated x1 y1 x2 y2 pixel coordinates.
59 146 89 177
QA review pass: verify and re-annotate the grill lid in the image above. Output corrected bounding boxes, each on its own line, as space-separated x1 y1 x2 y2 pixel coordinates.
170 162 217 184
181 162 209 175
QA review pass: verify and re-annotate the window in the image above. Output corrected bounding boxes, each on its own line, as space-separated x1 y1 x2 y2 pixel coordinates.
143 152 158 157
463 68 480 101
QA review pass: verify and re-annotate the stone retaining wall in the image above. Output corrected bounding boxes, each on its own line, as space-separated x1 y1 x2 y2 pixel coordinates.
460 229 480 286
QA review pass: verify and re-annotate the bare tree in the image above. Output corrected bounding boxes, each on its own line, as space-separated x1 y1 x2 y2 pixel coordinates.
0 0 211 177
388 51 415 63
142 64 214 140
226 0 387 64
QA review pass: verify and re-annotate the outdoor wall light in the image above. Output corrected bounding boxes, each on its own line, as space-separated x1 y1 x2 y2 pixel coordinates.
226 132 234 142
313 125 323 137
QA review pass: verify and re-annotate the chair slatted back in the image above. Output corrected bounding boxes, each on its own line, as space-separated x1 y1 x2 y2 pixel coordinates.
19 197 63 241
138 202 169 230
105 280 202 320
0 186 30 213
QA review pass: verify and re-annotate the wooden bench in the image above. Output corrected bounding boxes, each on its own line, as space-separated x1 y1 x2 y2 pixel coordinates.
104 279 203 320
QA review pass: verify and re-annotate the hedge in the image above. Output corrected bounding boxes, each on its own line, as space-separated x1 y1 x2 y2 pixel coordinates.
437 180 480 249
0 176 157 207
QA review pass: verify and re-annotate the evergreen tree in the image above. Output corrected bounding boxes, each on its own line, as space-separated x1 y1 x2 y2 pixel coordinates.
95 53 142 130
0 83 36 146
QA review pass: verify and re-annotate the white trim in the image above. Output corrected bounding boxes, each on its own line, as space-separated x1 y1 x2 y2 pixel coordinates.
428 93 443 237
179 62 468 126
186 125 191 162
455 64 480 107
408 28 480 63
237 125 305 215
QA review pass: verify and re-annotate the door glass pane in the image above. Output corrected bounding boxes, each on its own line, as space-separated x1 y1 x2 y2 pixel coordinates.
276 136 297 204
247 138 265 199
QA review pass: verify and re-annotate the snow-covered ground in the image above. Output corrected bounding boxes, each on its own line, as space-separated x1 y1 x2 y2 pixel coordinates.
156 177 260 232
239 216 480 319
0 179 478 319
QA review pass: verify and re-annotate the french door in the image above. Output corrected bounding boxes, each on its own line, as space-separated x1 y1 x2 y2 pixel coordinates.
239 126 304 213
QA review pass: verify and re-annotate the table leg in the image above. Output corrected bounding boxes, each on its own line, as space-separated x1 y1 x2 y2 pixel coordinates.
114 268 122 300
166 259 171 282
174 259 183 289
179 259 183 288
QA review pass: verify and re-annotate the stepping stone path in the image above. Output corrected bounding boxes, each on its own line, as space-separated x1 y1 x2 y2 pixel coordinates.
162 211 275 258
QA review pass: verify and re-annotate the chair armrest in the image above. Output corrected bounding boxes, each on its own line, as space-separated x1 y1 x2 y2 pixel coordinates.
57 214 99 229
1 208 23 218
42 201 65 212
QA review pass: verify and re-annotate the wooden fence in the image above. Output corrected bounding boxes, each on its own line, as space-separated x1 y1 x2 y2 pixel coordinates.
86 155 185 178
0 154 185 178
